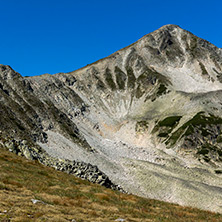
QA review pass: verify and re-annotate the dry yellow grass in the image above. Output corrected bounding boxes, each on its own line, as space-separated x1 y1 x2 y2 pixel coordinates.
0 147 222 222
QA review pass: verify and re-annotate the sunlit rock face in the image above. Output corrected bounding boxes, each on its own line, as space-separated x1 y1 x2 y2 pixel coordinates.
1 24 222 212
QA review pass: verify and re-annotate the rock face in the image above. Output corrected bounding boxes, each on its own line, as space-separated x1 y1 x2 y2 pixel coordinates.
1 24 222 212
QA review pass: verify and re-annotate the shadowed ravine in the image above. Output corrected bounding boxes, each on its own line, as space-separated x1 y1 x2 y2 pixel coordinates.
1 24 222 213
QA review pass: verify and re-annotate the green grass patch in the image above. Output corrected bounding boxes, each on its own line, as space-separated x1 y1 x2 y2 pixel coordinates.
158 132 169 137
158 116 182 127
167 112 222 146
152 116 182 142
156 84 167 97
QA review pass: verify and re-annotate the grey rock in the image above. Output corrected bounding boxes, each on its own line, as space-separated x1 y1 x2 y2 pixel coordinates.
23 148 34 160
31 199 45 204
1 136 123 192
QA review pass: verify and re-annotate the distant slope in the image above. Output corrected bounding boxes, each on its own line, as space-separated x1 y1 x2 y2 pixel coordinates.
1 147 222 222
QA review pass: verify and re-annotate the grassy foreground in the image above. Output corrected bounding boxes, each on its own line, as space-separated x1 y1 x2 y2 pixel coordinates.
0 147 222 222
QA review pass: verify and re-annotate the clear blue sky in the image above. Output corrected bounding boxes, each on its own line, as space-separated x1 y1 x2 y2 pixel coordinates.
1 0 222 76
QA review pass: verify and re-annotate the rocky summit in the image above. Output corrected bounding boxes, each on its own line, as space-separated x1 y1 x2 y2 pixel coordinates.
1 24 222 213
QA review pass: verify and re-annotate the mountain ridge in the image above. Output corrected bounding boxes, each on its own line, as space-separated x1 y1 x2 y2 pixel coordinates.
1 25 222 213
70 24 221 75
68 24 220 79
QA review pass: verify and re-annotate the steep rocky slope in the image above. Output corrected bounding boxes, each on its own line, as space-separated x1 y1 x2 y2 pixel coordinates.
1 24 222 212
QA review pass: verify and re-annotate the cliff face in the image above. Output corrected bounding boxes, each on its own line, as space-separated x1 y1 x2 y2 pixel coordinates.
1 24 222 212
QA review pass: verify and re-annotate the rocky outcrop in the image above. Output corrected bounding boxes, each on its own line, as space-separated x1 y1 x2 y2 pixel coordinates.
0 65 92 151
0 133 124 192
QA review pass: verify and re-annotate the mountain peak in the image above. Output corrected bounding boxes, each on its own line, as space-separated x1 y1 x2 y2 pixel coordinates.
149 24 183 37
0 64 21 80
159 24 181 30
72 24 222 93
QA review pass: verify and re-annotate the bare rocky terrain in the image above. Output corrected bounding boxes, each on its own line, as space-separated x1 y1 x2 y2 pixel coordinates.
1 24 222 213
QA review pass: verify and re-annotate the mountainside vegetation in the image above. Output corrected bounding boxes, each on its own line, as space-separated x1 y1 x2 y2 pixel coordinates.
1 147 222 222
